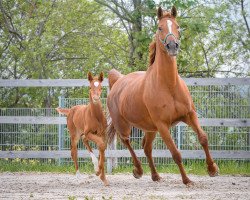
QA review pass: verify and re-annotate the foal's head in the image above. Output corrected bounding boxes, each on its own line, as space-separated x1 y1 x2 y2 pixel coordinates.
88 72 104 104
157 6 180 56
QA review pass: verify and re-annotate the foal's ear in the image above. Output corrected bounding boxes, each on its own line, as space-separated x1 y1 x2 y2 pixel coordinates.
88 71 93 82
98 71 104 82
157 7 163 19
171 6 177 18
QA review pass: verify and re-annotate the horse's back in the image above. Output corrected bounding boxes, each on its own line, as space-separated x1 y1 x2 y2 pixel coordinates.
109 71 146 100
108 69 123 89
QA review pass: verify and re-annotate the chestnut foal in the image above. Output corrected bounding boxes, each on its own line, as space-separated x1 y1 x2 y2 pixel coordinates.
56 72 108 186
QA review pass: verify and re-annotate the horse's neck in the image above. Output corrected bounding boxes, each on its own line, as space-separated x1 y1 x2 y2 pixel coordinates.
153 42 178 89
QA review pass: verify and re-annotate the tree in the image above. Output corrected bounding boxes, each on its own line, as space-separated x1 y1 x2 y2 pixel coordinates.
94 0 157 70
0 0 129 107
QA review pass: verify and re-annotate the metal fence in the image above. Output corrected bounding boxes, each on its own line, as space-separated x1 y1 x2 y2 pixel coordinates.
0 78 249 172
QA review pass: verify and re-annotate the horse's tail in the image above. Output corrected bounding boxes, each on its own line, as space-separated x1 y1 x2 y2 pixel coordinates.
56 107 70 116
106 114 116 145
108 69 123 90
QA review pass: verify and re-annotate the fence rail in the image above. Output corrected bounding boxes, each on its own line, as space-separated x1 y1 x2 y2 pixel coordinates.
0 116 249 127
0 150 249 159
0 78 249 87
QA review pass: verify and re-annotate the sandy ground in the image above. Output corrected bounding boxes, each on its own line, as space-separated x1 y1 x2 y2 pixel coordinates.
0 172 249 200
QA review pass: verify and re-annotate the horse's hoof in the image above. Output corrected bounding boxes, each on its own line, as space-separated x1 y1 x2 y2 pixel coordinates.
183 178 193 186
152 173 162 182
186 181 195 187
132 168 143 179
208 163 219 177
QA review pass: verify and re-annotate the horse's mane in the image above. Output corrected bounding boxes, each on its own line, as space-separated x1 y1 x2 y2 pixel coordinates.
148 11 172 67
149 39 156 66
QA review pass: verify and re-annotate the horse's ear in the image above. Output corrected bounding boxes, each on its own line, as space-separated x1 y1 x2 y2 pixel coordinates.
157 7 163 19
98 71 104 82
171 6 177 18
88 71 93 82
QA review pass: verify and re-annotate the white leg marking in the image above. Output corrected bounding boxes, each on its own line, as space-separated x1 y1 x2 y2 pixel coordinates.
75 170 81 179
90 152 99 172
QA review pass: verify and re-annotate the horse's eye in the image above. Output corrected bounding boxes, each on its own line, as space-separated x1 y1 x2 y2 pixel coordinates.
158 27 162 31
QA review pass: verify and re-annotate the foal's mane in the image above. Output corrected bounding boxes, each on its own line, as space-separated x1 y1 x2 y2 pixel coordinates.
149 11 172 67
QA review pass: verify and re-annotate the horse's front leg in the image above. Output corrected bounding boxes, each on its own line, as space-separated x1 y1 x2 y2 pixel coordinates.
86 132 109 186
143 132 161 181
183 110 219 176
157 123 193 185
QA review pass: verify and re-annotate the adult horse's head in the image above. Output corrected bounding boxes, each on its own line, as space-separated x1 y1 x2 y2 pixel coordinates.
157 6 180 56
88 71 104 104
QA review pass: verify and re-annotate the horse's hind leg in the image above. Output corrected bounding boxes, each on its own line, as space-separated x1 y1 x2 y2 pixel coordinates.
183 110 219 176
109 109 143 178
143 132 161 181
70 133 80 174
121 137 143 179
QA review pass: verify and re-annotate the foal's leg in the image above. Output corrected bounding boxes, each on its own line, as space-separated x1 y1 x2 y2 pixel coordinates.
157 123 192 185
82 136 98 173
143 132 161 181
70 133 80 174
183 110 219 176
86 133 109 186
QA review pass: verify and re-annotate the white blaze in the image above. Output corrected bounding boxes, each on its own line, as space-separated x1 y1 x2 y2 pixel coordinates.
94 81 99 87
167 20 172 33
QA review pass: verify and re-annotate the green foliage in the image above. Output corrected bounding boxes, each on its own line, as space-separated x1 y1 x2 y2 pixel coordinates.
0 0 249 107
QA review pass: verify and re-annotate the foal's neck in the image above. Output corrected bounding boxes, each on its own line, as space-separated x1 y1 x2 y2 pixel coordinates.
89 95 104 119
154 40 178 89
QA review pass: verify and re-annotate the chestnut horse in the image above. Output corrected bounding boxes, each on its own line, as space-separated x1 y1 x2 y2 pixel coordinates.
56 72 108 186
107 6 219 185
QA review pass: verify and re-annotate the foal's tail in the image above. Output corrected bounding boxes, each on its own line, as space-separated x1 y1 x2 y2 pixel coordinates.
56 107 70 116
108 69 123 90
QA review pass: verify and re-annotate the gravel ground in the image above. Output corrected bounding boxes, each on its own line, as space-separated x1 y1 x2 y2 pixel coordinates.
0 172 249 200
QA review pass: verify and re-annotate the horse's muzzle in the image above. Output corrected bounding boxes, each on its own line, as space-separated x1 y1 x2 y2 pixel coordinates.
165 40 179 56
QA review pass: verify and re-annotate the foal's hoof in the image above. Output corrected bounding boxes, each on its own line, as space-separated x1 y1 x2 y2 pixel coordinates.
132 168 143 179
103 180 109 186
96 170 101 176
152 173 162 182
208 163 219 177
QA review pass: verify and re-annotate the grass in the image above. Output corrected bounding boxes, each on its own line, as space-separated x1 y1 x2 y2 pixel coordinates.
112 160 250 176
0 159 249 176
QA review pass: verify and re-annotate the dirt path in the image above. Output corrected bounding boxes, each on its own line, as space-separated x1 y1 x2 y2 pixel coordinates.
0 172 249 200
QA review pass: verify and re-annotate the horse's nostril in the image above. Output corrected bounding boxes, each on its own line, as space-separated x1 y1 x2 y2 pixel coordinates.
176 43 179 48
166 44 170 49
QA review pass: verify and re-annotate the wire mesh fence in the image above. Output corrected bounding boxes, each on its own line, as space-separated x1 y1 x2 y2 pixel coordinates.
0 82 249 168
